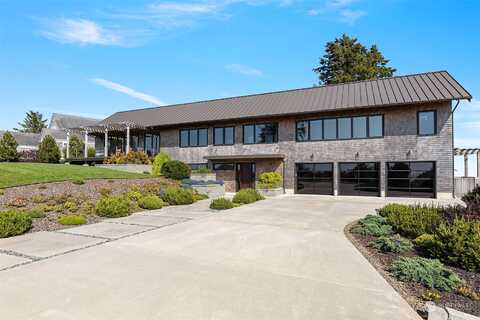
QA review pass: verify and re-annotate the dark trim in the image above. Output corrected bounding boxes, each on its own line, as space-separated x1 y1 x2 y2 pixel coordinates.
242 122 278 145
385 161 436 198
295 162 334 195
213 126 235 146
417 110 437 136
179 127 208 148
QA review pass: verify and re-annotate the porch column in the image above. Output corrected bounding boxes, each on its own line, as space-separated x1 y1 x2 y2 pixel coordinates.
126 126 130 154
104 129 108 157
477 151 480 178
66 131 70 159
464 153 469 177
84 130 88 158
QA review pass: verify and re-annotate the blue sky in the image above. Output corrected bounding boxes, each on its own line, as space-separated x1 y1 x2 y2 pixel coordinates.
1 0 479 175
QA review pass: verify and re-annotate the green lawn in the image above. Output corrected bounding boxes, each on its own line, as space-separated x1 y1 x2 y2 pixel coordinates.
0 163 147 188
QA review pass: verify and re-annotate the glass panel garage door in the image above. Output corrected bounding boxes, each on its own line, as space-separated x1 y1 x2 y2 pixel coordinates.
339 162 380 196
296 163 333 195
387 162 435 198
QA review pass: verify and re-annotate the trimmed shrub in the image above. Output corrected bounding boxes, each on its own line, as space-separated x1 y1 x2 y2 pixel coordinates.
87 147 96 157
232 188 264 204
63 201 78 212
152 152 171 175
414 233 436 252
257 172 282 189
58 215 87 225
370 234 413 253
378 203 442 238
26 207 46 219
161 187 194 205
126 190 143 202
0 210 32 238
38 135 61 163
351 215 393 237
95 196 132 218
161 160 191 180
0 131 19 162
427 219 480 272
210 198 234 210
390 257 462 292
138 195 165 210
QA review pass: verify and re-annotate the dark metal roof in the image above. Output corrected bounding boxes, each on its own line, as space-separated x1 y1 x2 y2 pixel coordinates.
100 71 472 128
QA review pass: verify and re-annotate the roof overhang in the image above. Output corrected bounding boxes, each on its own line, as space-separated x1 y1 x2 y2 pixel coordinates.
454 148 480 156
204 154 285 160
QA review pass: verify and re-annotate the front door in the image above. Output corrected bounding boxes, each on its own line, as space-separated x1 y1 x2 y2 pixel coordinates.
236 163 255 190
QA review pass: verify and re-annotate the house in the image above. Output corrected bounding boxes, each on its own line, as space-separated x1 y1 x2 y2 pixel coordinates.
83 71 471 199
0 131 41 152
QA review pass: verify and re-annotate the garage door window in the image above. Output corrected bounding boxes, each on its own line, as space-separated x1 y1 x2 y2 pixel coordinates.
339 162 380 196
296 163 333 195
387 161 435 198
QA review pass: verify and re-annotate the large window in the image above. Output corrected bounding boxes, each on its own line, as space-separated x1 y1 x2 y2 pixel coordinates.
214 127 235 145
387 162 435 198
339 162 380 196
418 111 436 136
296 115 383 141
243 123 278 144
180 128 208 147
213 163 235 171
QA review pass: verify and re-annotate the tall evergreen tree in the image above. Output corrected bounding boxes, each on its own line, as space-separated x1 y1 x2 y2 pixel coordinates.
15 111 47 133
38 135 60 163
313 34 396 85
69 135 85 158
0 131 19 162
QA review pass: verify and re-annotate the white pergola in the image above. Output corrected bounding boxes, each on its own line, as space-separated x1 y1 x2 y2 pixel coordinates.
454 148 480 177
65 121 146 158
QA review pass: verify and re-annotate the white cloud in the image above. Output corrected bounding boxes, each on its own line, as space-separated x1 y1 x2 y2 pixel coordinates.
40 18 123 46
225 64 263 76
149 2 219 14
307 9 321 16
329 0 356 7
90 78 164 106
338 9 366 25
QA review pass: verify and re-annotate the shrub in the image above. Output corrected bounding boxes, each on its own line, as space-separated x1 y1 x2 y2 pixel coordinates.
72 178 85 185
38 135 61 163
18 149 38 162
351 215 393 237
192 167 211 174
78 201 95 215
63 201 78 212
161 187 194 205
427 219 480 272
104 151 150 165
26 207 46 219
138 195 165 210
7 197 27 208
378 203 442 238
0 189 4 196
462 185 480 206
414 234 436 251
0 131 19 162
193 192 209 201
389 257 462 292
443 203 480 222
58 215 87 225
142 182 162 196
126 190 143 201
457 286 480 301
32 194 48 203
210 198 234 210
87 147 96 157
257 172 282 189
98 188 112 197
232 188 264 204
0 210 32 238
152 152 171 175
161 160 191 180
95 196 132 218
69 136 84 158
370 234 413 253
422 291 441 302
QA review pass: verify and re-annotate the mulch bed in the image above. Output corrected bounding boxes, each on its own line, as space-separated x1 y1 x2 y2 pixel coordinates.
0 177 177 233
345 222 480 318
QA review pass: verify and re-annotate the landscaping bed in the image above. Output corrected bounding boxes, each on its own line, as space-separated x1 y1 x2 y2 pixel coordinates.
346 197 480 317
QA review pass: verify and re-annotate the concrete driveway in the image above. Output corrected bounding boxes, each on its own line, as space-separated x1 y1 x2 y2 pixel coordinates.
0 196 432 320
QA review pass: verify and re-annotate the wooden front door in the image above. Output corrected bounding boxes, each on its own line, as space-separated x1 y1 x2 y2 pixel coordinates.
236 163 255 190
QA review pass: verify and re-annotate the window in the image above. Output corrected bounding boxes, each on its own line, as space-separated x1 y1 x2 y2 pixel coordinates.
213 163 235 171
144 134 160 156
338 118 351 139
179 128 208 147
296 114 383 142
353 116 367 138
387 161 435 198
243 123 278 144
418 111 436 135
323 119 337 140
189 163 208 170
214 127 234 145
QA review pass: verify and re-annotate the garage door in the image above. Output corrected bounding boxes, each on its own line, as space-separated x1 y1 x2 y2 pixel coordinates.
296 163 333 195
387 162 435 198
339 162 380 196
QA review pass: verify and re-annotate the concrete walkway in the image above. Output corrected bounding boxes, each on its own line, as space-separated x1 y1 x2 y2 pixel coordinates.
0 196 444 319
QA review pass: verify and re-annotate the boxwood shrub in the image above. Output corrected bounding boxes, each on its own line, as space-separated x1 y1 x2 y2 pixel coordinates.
210 198 234 210
138 195 165 210
95 196 133 218
232 188 264 204
161 160 191 180
0 210 32 238
58 215 87 225
257 172 282 189
161 187 194 205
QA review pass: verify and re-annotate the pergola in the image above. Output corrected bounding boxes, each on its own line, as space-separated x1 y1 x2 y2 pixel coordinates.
65 121 146 158
454 148 480 177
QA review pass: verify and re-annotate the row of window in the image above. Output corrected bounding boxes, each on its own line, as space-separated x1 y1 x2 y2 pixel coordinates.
179 111 437 147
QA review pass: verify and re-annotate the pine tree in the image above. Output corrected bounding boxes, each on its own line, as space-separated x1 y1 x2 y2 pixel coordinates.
15 111 47 133
69 135 85 158
0 131 19 162
38 135 60 163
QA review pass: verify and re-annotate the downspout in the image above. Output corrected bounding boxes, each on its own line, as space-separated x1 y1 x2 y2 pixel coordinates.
451 99 460 198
